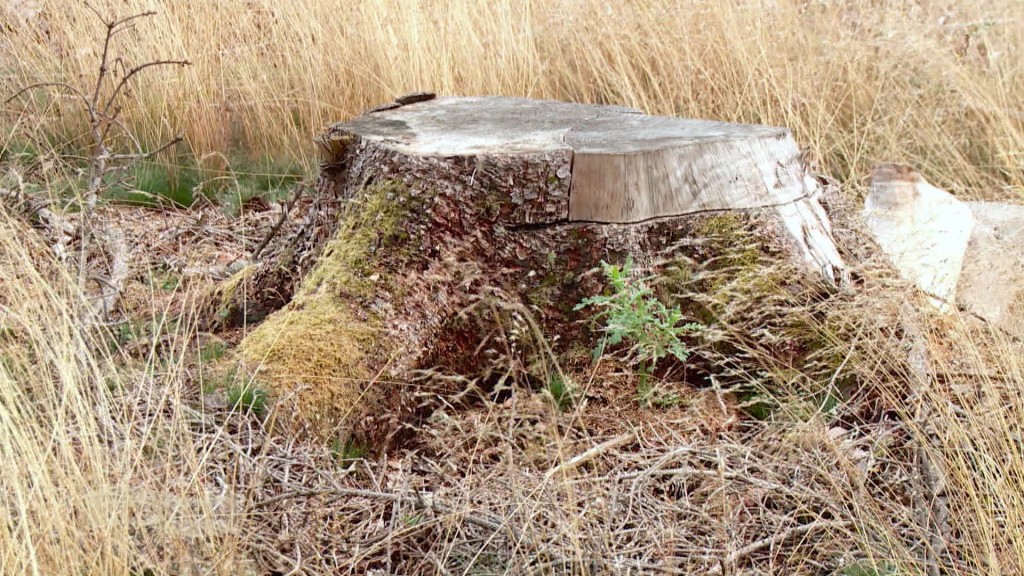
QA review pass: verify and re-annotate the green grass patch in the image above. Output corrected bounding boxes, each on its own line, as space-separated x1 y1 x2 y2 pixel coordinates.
227 382 269 417
543 373 578 412
332 438 368 468
104 153 310 209
199 339 228 364
106 160 204 207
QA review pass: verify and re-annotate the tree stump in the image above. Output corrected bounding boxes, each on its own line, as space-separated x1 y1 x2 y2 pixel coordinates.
238 96 846 441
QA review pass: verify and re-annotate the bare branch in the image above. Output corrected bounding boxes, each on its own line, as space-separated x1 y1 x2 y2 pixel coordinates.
83 3 110 25
4 82 90 110
95 227 129 317
106 134 183 162
102 59 191 117
97 102 123 145
84 5 161 116
95 109 144 155
110 10 158 32
84 3 116 113
251 182 308 261
704 520 854 575
543 432 635 481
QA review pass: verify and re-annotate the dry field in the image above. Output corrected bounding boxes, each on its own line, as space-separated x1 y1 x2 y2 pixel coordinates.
1 0 1023 574
3 0 1023 195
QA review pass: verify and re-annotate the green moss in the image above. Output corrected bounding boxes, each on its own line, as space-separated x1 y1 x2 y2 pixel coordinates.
696 214 765 277
526 268 565 309
481 187 504 219
695 212 746 236
657 213 854 422
661 214 781 319
521 233 590 313
237 179 424 432
239 295 380 430
300 179 423 300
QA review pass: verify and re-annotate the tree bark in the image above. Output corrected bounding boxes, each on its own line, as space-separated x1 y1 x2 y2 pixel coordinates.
236 96 846 439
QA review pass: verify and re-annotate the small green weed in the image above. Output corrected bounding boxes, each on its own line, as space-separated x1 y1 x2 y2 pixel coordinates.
115 319 144 345
575 257 702 405
401 514 424 527
737 391 777 421
200 364 239 394
331 438 368 468
544 373 577 412
199 339 228 364
638 381 683 408
113 316 175 348
227 383 268 416
143 267 181 292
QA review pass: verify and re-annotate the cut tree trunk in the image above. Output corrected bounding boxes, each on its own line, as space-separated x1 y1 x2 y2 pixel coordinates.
236 96 847 441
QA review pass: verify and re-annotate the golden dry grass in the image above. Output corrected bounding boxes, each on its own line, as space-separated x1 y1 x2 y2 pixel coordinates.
1 0 1023 196
0 214 250 575
1 0 1024 574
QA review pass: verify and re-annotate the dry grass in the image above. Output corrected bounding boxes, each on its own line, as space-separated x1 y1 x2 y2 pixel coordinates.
1 0 1023 196
3 193 1023 573
0 213 248 574
2 0 1024 574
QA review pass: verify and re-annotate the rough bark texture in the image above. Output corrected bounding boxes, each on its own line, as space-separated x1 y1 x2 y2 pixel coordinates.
236 97 847 440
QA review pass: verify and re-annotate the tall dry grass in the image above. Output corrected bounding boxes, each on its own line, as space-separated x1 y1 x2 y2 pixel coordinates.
7 198 1024 573
0 213 251 575
1 0 1022 196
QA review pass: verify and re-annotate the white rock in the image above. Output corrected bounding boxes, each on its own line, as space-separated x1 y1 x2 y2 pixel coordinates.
864 164 1024 332
864 164 974 311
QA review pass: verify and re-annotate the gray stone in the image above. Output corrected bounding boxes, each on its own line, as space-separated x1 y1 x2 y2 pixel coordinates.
864 163 1024 331
864 164 974 311
958 201 1024 332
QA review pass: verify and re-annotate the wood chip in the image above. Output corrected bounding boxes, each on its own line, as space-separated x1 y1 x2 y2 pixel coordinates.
394 91 436 106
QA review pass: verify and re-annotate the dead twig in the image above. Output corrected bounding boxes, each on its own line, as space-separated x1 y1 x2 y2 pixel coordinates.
543 432 635 481
914 411 953 576
0 184 75 261
3 81 92 109
106 134 184 163
705 520 854 575
256 484 510 536
95 226 129 317
251 182 308 261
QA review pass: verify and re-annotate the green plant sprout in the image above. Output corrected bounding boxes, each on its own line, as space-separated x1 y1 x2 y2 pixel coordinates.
227 383 268 417
575 257 702 404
